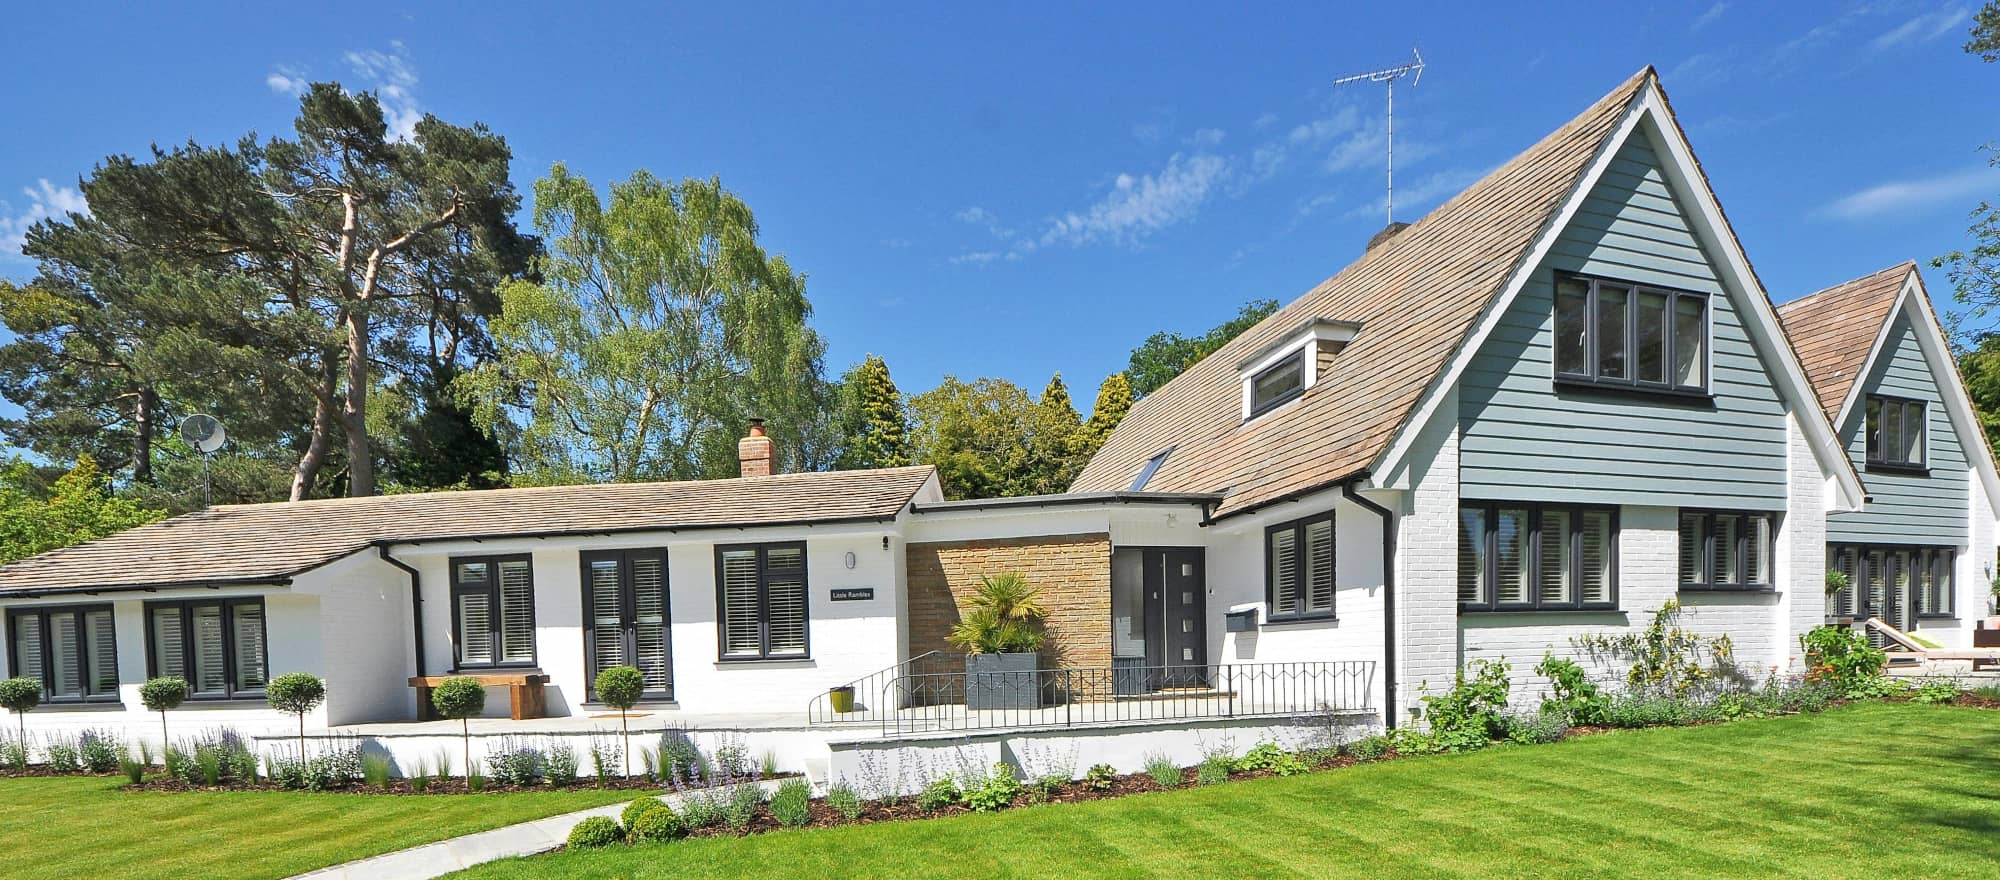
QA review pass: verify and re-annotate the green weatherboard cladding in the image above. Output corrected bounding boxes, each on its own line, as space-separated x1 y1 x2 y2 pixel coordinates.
1828 309 1969 545
1458 133 1790 509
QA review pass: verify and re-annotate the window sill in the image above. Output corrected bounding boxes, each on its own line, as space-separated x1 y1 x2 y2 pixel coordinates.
36 699 126 711
714 657 815 668
177 697 270 708
1865 462 1930 476
1244 390 1305 423
581 698 679 710
1261 613 1337 627
1678 586 1778 594
447 665 544 675
1553 376 1714 405
1916 615 1958 622
1459 607 1622 616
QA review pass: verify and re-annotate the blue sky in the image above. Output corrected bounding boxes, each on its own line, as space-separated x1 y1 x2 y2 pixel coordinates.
1 1 1996 407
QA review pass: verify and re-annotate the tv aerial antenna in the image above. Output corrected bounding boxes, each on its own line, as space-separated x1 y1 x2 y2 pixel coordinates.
179 414 226 507
1333 48 1426 227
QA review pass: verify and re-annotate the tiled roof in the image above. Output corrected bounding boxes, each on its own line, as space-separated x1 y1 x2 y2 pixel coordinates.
1776 262 1913 420
0 466 937 594
1072 68 1655 517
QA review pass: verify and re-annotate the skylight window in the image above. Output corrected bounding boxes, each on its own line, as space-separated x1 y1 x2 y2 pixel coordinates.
1130 448 1172 491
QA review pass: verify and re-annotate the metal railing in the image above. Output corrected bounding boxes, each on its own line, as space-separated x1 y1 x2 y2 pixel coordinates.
804 650 955 725
810 659 1375 735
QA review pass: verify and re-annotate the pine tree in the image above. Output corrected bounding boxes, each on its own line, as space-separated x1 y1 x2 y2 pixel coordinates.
1085 373 1134 446
835 354 910 470
1025 373 1088 494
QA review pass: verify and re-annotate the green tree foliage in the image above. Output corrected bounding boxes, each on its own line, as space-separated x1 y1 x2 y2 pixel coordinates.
68 83 529 499
908 373 1107 499
1124 299 1278 397
833 354 910 470
0 455 163 564
459 165 831 484
1970 1 2000 61
1959 334 2000 454
1028 373 1089 494
1084 372 1134 448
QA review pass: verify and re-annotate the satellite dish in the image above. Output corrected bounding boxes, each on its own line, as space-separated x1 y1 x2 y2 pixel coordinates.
180 414 227 454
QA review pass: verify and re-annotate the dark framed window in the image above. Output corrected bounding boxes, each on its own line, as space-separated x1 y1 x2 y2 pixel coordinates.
581 549 673 700
1265 511 1336 621
715 542 809 660
1829 544 1954 621
1554 273 1708 394
1247 351 1305 418
1458 502 1617 612
1677 510 1777 591
7 605 118 703
450 555 536 669
145 598 267 700
1864 395 1927 471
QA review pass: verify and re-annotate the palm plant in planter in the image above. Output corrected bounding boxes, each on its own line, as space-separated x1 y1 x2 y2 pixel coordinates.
947 573 1048 710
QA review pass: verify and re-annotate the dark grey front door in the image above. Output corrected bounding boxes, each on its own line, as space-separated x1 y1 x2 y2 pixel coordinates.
1145 548 1207 688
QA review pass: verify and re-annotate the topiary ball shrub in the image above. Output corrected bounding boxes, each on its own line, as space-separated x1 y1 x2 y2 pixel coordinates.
0 676 41 746
594 666 645 710
629 805 686 842
621 797 664 833
566 816 624 849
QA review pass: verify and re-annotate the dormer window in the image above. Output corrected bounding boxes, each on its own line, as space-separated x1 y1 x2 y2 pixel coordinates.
1249 354 1305 418
1238 318 1361 422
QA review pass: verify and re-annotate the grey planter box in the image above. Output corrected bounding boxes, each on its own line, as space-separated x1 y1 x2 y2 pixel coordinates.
965 652 1040 710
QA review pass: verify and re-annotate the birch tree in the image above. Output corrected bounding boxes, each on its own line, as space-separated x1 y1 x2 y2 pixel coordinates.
459 165 831 483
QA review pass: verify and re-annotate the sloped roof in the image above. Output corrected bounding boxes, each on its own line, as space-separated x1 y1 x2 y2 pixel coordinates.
1776 262 1916 420
0 466 937 595
1072 69 1655 517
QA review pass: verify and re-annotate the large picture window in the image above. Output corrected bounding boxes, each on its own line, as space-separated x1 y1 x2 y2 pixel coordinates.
451 555 536 669
8 605 119 703
1554 273 1708 393
582 549 672 700
1864 395 1927 471
1265 511 1336 621
1828 544 1954 623
1677 510 1776 591
715 543 809 660
146 598 266 700
1458 502 1616 611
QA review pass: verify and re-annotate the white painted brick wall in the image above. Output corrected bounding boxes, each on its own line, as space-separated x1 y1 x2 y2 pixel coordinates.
1779 413 1826 669
1397 387 1461 723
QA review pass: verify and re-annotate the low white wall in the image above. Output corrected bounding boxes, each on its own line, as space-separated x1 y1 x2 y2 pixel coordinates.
824 713 1379 796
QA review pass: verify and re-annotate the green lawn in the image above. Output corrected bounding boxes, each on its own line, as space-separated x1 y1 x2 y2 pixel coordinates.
453 702 2000 879
0 776 634 880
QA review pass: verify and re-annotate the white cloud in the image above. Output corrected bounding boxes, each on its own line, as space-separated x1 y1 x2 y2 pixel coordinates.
1692 2 1728 30
1667 52 1731 90
1818 166 1999 220
1189 128 1226 147
343 42 423 140
1252 112 1278 130
880 237 912 249
948 250 1001 265
954 206 1015 240
1869 5 1968 52
1039 152 1230 248
0 179 88 258
266 66 309 95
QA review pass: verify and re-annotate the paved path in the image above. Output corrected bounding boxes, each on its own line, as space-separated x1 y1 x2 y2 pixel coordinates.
288 780 781 880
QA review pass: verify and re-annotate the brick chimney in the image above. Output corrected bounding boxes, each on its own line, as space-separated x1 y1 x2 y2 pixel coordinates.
738 418 775 478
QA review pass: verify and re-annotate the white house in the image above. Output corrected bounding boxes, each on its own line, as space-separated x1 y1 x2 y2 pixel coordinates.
1 67 1992 778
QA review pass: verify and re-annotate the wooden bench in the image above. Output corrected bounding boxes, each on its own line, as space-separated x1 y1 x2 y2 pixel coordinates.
409 673 550 721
